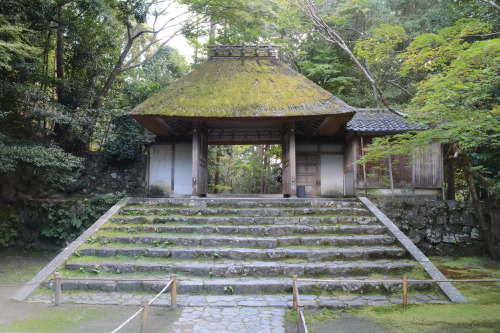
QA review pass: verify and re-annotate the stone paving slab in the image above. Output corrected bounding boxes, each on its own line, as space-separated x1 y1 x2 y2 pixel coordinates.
172 307 285 333
27 291 449 308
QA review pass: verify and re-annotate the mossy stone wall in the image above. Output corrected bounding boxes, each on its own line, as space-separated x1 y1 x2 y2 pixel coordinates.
374 198 487 256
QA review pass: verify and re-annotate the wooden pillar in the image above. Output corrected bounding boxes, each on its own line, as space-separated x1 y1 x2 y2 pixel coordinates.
289 123 297 197
192 122 199 196
282 123 297 197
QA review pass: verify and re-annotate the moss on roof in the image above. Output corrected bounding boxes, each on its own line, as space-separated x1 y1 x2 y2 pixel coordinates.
131 59 355 118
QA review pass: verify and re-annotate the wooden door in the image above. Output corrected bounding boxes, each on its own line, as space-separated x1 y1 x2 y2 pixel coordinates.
296 154 321 197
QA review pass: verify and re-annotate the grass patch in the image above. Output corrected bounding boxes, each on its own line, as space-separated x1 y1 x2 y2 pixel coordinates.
2 308 106 333
352 303 500 332
300 256 500 333
0 249 56 285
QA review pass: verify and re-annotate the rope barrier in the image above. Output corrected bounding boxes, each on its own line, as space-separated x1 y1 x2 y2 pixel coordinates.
109 308 144 333
108 275 177 333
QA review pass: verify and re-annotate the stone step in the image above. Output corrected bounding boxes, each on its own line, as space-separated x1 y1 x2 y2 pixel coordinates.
118 207 371 217
109 215 379 226
99 224 387 236
95 234 396 248
43 276 433 295
65 259 414 277
128 198 362 210
78 246 408 261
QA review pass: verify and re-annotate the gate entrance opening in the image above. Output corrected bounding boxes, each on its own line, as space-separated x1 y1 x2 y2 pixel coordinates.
207 145 282 195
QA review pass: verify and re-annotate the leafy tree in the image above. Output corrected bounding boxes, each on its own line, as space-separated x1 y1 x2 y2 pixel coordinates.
359 23 500 258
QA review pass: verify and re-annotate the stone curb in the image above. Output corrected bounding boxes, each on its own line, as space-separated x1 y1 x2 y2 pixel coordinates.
358 196 468 303
11 197 131 301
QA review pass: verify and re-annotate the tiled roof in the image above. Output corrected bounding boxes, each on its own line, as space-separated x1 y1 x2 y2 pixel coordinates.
346 110 422 133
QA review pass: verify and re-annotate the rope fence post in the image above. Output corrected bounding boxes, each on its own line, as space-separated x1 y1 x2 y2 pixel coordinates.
171 274 177 309
293 275 298 311
141 300 149 333
403 276 408 305
54 272 61 306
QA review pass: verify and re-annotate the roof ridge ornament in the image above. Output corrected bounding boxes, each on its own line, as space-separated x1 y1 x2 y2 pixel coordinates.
208 45 281 60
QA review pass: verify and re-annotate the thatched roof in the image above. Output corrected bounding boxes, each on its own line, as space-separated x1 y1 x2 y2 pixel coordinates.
131 59 355 120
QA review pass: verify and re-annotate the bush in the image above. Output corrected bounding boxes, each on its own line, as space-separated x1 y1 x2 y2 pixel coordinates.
103 116 144 164
148 184 171 198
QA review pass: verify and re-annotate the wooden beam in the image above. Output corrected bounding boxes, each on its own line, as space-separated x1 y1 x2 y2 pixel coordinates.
312 117 330 136
156 117 179 136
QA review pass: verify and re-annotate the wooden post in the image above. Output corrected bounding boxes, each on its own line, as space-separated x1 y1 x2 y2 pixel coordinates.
360 135 368 196
171 274 177 309
292 275 298 311
141 300 149 333
403 276 408 305
289 124 297 197
54 272 61 306
192 123 199 196
388 155 394 198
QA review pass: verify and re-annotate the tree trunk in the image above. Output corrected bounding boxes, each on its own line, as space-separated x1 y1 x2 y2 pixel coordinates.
457 147 497 259
446 159 456 200
92 39 134 109
364 59 380 108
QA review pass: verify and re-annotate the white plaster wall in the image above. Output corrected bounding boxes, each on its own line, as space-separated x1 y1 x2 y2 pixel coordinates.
321 155 344 196
174 144 193 195
149 145 172 189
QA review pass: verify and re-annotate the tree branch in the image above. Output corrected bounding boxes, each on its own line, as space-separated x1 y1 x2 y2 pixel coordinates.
482 0 500 11
387 79 414 97
287 0 405 117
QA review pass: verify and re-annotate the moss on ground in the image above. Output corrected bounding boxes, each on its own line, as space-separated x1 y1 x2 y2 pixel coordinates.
289 256 500 333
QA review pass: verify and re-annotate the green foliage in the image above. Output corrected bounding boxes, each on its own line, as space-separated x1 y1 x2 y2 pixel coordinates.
359 17 500 199
37 192 124 247
355 24 408 65
102 116 144 163
0 213 18 247
207 145 282 195
224 284 234 294
399 18 492 77
148 184 171 198
0 14 38 71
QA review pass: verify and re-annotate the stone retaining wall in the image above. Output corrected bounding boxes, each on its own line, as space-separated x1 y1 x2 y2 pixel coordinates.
73 152 146 196
373 198 486 256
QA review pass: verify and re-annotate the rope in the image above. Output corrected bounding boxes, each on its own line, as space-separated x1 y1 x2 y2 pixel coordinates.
296 278 500 284
148 280 173 306
109 278 172 333
109 307 144 333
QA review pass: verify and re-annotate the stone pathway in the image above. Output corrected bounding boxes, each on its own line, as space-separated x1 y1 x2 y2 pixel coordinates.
172 307 285 333
27 290 450 307
27 291 449 332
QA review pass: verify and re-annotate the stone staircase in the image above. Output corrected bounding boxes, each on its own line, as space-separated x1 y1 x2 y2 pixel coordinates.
43 198 432 296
